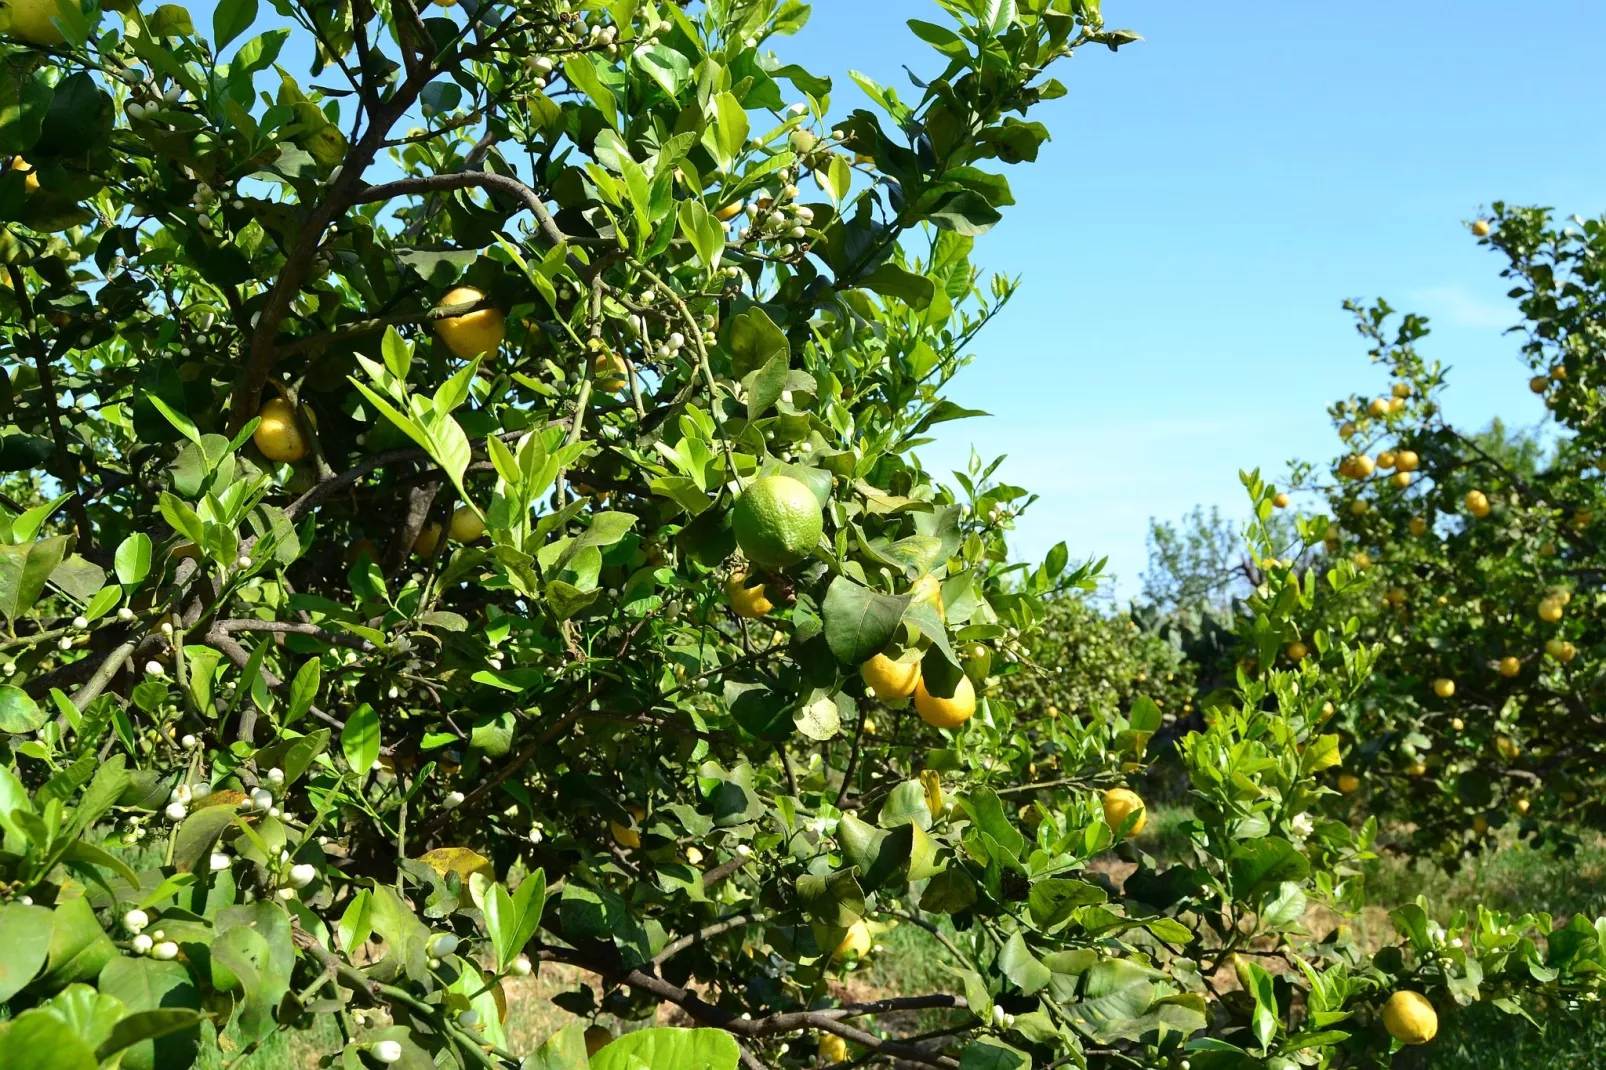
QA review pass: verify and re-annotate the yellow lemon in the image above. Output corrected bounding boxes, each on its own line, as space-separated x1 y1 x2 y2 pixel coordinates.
1406 762 1427 777
448 505 485 543
1538 597 1563 623
253 397 308 462
715 201 746 221
1392 383 1412 399
1432 678 1455 699
1497 656 1520 678
817 1032 849 1064
1464 489 1489 518
1 0 81 45
1377 450 1397 469
1102 787 1147 838
609 806 645 849
1450 717 1464 731
1368 397 1390 417
1472 815 1489 835
833 920 872 961
1286 642 1308 661
1273 492 1290 508
1514 798 1531 815
1471 219 1491 237
593 349 629 393
1408 516 1427 537
1382 991 1438 1045
725 571 773 618
1394 450 1420 472
913 675 975 729
433 286 505 359
861 653 919 700
1337 773 1361 794
414 522 444 557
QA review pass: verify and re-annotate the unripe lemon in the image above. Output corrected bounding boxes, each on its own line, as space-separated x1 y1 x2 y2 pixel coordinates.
414 522 444 557
725 572 773 618
610 806 644 849
1464 489 1489 517
861 653 920 700
1392 382 1411 399
1102 787 1146 838
1382 990 1438 1045
584 1026 613 1056
818 1032 849 1063
254 398 308 462
1339 420 1357 440
433 286 505 359
1337 773 1361 794
1406 762 1427 777
732 475 823 568
1529 375 1549 394
833 919 872 961
1432 678 1455 698
1408 516 1428 537
2 0 83 44
1394 449 1420 472
1286 642 1308 661
1497 656 1520 678
913 674 975 729
448 505 485 543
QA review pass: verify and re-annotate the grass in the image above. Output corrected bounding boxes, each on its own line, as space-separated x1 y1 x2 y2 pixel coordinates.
173 806 1606 1068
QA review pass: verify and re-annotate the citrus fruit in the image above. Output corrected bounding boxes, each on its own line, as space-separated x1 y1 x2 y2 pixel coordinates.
448 505 485 543
1286 641 1308 661
1471 219 1491 236
1406 762 1427 777
818 1032 849 1063
1101 787 1146 838
913 674 975 729
1273 492 1290 508
2 0 79 44
10 156 39 193
254 398 308 462
584 1026 613 1056
1537 597 1563 623
1392 382 1411 398
1382 990 1438 1045
414 522 444 557
433 286 505 359
1394 449 1420 472
593 350 629 393
1472 815 1489 835
610 806 644 849
1337 773 1361 794
833 920 872 961
715 201 745 221
861 653 919 700
1432 678 1455 698
1368 397 1390 417
1498 656 1520 677
1408 516 1428 537
1464 489 1490 517
725 572 773 618
732 475 823 568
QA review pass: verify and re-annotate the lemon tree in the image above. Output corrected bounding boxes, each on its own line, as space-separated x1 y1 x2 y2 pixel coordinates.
1 2 1604 1069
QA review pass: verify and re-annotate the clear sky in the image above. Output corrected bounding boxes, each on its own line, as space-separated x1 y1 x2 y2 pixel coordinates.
783 1 1606 597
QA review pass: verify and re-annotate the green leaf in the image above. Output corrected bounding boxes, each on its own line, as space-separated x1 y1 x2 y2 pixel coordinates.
678 199 725 271
98 957 201 1070
705 91 748 171
114 533 153 586
172 803 238 872
721 306 788 378
0 903 54 1002
287 658 320 725
796 869 865 927
590 1028 739 1070
522 1023 589 1070
563 55 618 128
338 888 372 954
0 1009 98 1070
0 536 70 620
40 982 125 1054
39 899 118 989
1228 837 1310 901
0 685 45 733
822 577 909 665
341 702 380 775
96 1010 207 1064
146 395 202 448
212 0 257 51
1028 878 1108 928
859 262 935 309
998 931 1052 994
958 1038 1030 1070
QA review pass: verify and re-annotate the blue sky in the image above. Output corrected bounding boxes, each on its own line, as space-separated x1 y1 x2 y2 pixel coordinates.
782 1 1606 597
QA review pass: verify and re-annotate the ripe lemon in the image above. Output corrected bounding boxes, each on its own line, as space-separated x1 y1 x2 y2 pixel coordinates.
414 522 444 557
715 201 745 221
1450 717 1464 731
1368 397 1390 417
254 398 309 462
1495 735 1519 759
1408 516 1428 537
818 1032 849 1063
1351 500 1369 516
1382 990 1438 1045
1286 641 1308 661
1432 678 1455 698
1338 420 1358 440
1391 472 1412 489
1514 798 1531 815
1337 773 1361 794
610 806 645 849
1529 375 1549 394
1537 597 1563 623
1464 489 1489 517
448 505 485 543
1394 450 1420 472
1377 450 1397 469
1273 492 1290 508
584 1025 613 1056
833 919 872 961
2 0 79 44
593 350 628 393
1102 787 1147 838
9 156 39 193
725 571 773 618
1405 762 1427 777
861 653 920 700
913 674 975 729
732 475 823 568
433 286 505 359
1497 656 1520 678
1392 383 1412 399
1471 219 1491 237
908 573 945 619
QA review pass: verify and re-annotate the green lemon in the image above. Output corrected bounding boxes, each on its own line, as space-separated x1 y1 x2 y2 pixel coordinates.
732 475 823 568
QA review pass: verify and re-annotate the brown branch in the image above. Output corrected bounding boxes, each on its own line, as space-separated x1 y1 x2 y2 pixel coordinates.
351 171 592 251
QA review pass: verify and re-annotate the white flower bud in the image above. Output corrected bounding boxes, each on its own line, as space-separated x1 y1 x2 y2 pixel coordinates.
266 767 284 784
117 606 135 621
444 791 465 808
267 806 280 818
160 621 173 635
372 1041 403 1064
181 734 197 749
145 661 165 676
209 852 231 872
235 555 252 570
165 801 187 822
427 932 459 957
735 843 751 857
72 615 89 629
458 1009 481 1029
288 863 317 888
151 941 179 961
192 782 210 798
169 784 191 804
510 954 533 976
124 908 149 933
58 636 73 651
131 933 154 954
250 788 274 810
668 331 685 350
992 1005 1006 1027
277 887 296 900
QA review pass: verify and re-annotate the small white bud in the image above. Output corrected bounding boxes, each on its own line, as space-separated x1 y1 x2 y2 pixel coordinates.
510 953 533 976
235 555 252 570
58 636 73 651
118 606 135 621
277 886 296 900
123 909 149 933
17 895 30 906
250 788 274 810
458 1009 481 1029
267 806 281 818
164 801 188 822
735 843 751 857
209 852 231 872
266 767 284 784
181 734 198 749
372 1040 403 1064
444 791 465 808
72 615 89 629
192 782 210 798
288 863 317 888
160 622 174 635
151 941 179 961
131 933 154 954
427 932 459 957
668 331 685 350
